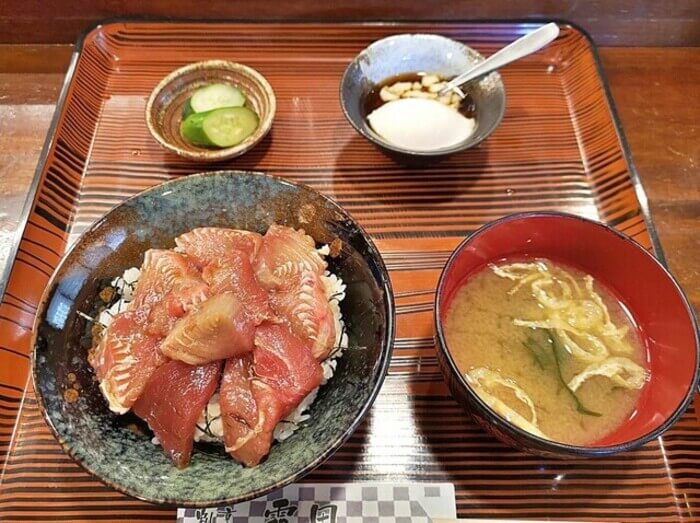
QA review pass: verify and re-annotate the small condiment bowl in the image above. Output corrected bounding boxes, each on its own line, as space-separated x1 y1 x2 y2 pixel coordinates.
434 212 700 458
145 60 276 162
339 33 506 162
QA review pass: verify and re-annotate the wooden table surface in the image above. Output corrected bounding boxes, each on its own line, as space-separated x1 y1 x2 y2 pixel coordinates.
0 44 698 314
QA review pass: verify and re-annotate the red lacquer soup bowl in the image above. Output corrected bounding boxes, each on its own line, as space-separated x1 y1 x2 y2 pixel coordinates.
434 212 700 458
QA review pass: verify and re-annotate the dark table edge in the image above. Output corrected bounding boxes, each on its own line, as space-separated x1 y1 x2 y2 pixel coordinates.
0 17 665 305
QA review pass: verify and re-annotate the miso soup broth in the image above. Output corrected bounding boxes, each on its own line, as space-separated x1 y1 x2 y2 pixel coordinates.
444 259 649 446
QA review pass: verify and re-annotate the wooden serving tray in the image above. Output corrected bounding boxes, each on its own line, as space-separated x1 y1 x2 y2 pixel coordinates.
1 21 697 522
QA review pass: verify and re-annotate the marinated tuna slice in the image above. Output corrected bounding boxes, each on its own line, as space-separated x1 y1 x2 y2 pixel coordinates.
202 249 272 323
175 227 262 267
219 356 287 467
133 360 221 468
227 380 285 467
220 323 322 467
254 225 326 289
269 269 336 360
138 251 209 338
253 322 323 412
160 292 257 365
219 357 268 466
88 310 166 414
130 250 205 310
220 357 257 448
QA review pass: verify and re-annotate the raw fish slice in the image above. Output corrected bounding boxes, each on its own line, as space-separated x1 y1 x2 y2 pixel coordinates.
175 228 262 267
253 322 323 413
160 292 256 365
133 360 221 468
223 323 324 466
162 260 209 316
202 249 272 323
219 357 287 467
254 225 326 289
227 380 285 467
269 269 336 360
219 356 267 466
88 310 166 413
146 293 195 338
130 249 201 309
125 249 208 337
146 278 211 337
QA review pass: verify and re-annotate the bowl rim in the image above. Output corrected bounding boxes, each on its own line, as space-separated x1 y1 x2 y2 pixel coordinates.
339 32 506 157
30 169 396 506
144 60 277 162
434 210 700 456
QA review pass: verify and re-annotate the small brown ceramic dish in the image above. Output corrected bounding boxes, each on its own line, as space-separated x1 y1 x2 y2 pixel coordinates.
145 60 276 161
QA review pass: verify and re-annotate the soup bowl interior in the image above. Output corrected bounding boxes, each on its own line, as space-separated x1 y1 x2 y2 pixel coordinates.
435 212 699 456
32 171 394 506
340 33 506 158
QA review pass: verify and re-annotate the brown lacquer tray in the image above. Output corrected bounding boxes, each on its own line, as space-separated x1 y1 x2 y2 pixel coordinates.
1 21 697 522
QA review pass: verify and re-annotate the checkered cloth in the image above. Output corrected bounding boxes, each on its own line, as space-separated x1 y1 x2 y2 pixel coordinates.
177 483 455 523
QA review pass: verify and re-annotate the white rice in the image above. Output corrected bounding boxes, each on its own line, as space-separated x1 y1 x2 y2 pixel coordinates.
97 267 139 326
101 247 348 445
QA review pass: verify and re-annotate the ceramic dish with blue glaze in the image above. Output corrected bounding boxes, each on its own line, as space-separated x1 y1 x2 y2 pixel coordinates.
31 171 394 507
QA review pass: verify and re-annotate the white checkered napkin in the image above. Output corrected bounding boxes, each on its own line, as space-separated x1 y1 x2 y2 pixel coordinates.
177 482 456 522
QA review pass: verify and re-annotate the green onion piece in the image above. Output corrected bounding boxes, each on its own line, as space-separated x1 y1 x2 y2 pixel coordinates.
523 336 555 370
546 329 602 417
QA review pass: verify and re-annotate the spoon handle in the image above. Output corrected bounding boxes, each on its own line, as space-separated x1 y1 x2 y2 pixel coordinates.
439 22 560 96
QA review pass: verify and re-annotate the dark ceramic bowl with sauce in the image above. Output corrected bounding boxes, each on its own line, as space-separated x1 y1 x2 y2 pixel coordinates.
340 33 506 163
434 212 700 458
31 171 394 506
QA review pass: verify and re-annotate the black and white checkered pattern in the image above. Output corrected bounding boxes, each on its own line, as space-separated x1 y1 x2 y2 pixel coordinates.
177 482 455 522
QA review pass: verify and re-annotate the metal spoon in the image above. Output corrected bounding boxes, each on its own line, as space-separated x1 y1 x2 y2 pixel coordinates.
438 22 560 98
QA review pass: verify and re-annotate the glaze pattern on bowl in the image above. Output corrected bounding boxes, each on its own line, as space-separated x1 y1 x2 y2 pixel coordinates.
340 33 506 158
32 171 394 506
145 61 276 161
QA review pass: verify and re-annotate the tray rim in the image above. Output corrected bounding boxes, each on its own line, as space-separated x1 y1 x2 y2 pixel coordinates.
0 17 665 301
0 20 688 518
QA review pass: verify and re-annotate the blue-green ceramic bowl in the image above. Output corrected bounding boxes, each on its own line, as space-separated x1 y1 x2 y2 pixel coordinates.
31 171 394 507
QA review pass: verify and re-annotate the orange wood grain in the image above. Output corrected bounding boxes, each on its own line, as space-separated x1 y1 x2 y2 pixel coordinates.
0 34 698 522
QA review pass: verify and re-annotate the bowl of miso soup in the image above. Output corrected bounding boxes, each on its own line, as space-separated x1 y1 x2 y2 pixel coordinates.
435 212 699 458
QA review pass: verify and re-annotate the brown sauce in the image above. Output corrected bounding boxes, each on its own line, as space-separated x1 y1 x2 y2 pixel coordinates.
363 72 477 119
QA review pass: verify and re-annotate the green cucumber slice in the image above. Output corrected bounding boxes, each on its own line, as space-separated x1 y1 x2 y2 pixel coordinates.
190 83 246 113
182 98 195 119
180 107 259 148
201 107 259 147
180 111 212 146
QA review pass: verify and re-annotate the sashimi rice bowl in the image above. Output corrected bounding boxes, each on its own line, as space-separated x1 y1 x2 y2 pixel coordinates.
89 225 349 468
31 171 394 506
